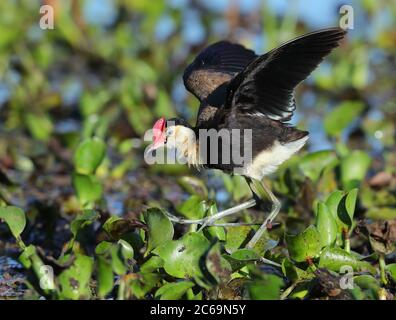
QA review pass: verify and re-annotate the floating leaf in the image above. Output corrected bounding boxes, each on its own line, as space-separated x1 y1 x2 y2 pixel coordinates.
318 247 375 274
285 225 321 262
386 264 396 282
337 188 358 229
299 150 338 182
340 151 371 190
325 190 344 222
18 244 36 269
95 241 113 255
252 234 279 256
281 258 313 282
177 176 208 198
316 202 337 247
247 274 284 300
25 112 53 141
144 208 174 252
140 256 164 274
225 226 251 254
177 195 206 220
74 137 106 175
103 216 145 240
354 275 380 299
324 101 365 137
58 254 94 300
72 173 103 204
97 257 113 298
0 206 26 239
155 232 210 279
203 241 231 285
130 273 161 299
70 210 100 238
118 239 134 260
80 90 109 117
366 207 396 220
155 281 194 300
224 248 260 271
205 202 226 241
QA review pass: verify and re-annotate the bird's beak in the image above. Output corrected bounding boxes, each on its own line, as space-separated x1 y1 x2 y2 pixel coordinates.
145 117 166 156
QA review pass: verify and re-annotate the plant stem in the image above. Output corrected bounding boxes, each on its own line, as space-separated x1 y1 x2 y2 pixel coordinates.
343 228 350 253
379 253 388 286
16 236 26 250
280 281 299 300
344 238 350 253
118 279 126 300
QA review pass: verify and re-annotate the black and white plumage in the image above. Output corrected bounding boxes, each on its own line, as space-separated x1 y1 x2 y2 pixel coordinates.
146 28 347 248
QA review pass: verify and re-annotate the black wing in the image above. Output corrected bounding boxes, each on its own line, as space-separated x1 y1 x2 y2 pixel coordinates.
183 41 257 101
226 28 347 121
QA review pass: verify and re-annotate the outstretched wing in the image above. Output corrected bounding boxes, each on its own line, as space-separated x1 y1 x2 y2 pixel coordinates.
183 41 257 101
226 28 347 121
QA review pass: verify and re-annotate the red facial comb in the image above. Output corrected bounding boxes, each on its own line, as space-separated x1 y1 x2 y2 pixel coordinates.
152 118 166 143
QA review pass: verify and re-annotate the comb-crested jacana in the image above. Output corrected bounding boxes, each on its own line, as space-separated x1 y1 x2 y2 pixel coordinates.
146 28 347 248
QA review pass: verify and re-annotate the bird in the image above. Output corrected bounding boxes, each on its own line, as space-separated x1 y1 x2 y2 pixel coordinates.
145 28 347 248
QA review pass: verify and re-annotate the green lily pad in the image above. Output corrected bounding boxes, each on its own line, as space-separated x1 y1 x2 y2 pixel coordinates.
95 241 113 255
70 209 100 238
366 207 396 220
144 208 174 252
155 232 210 279
205 202 226 241
224 248 260 271
299 150 338 182
316 201 337 247
102 216 145 240
285 225 322 262
72 173 103 205
386 263 396 282
177 195 207 220
58 254 94 300
225 226 251 254
130 272 161 299
354 275 380 299
110 244 128 275
140 256 164 274
95 240 133 276
247 274 284 300
18 244 36 269
118 239 134 260
324 101 365 137
97 257 114 298
325 190 344 223
177 176 208 198
281 258 313 282
337 188 358 229
340 151 371 190
318 247 376 274
203 241 232 284
74 137 106 175
0 206 26 240
25 112 53 141
155 281 195 300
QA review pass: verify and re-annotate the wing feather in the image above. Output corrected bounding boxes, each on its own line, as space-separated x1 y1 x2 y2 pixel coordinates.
183 41 257 101
227 28 347 121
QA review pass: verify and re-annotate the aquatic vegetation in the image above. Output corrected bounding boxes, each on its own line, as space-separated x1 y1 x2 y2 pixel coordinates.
0 0 395 300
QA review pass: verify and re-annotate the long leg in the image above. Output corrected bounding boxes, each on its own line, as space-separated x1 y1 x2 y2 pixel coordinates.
197 198 256 231
163 177 258 228
163 198 257 226
246 180 281 248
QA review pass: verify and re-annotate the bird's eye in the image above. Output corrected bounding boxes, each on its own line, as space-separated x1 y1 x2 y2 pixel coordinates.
166 128 173 137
